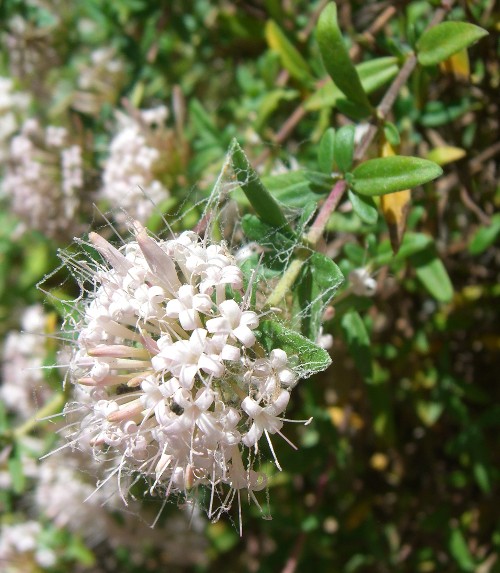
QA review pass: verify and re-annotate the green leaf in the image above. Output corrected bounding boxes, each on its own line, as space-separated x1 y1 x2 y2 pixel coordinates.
316 2 372 114
469 214 500 255
383 122 400 147
256 88 299 130
305 57 399 111
334 124 355 172
473 460 491 494
256 319 332 378
318 128 336 173
417 22 488 67
241 214 295 253
448 527 475 572
230 140 292 234
340 310 372 380
351 156 442 196
410 245 453 303
189 99 223 147
305 170 336 193
416 400 444 426
265 20 313 84
261 171 318 208
8 443 26 495
296 252 343 341
373 232 433 266
348 190 378 225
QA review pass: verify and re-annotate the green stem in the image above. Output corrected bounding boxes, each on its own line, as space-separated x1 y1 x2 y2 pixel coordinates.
266 180 347 308
12 392 66 439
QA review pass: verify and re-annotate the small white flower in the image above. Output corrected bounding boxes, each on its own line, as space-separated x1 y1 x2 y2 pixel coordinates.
206 299 259 347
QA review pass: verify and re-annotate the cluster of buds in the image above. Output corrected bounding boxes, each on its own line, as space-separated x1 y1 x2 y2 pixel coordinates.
67 224 300 521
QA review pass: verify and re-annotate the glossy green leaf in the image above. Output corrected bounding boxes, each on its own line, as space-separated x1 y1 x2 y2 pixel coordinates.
417 21 488 67
316 2 372 114
306 57 398 111
334 124 355 172
318 128 336 173
340 310 372 380
410 245 453 303
351 156 443 196
256 319 332 378
296 252 343 341
348 190 378 225
230 139 292 234
265 20 313 84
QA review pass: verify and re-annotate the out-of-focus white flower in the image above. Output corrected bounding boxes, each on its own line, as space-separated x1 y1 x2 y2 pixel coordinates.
35 448 208 566
349 267 377 297
72 48 126 115
1 305 52 420
0 520 57 572
100 107 172 224
1 119 84 239
0 76 29 162
64 224 301 522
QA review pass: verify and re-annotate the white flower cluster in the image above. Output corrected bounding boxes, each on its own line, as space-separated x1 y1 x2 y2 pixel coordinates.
4 16 59 84
72 48 126 115
36 450 207 567
0 520 57 571
68 224 299 519
1 119 83 239
101 107 171 224
0 76 29 162
1 305 53 420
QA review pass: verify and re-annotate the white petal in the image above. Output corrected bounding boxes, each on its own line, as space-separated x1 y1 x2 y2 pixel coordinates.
233 325 256 348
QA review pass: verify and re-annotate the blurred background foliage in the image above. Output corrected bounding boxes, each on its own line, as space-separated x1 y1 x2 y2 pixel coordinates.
0 0 499 572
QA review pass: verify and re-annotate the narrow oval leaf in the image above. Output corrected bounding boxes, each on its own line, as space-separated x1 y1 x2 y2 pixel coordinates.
417 21 488 67
410 246 453 303
230 140 293 234
316 2 372 113
265 20 313 84
305 57 398 111
318 128 336 173
468 214 500 255
351 156 443 196
334 124 355 173
348 189 378 225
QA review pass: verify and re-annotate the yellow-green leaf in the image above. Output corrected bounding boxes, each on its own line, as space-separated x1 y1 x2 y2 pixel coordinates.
265 20 313 84
427 145 466 166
